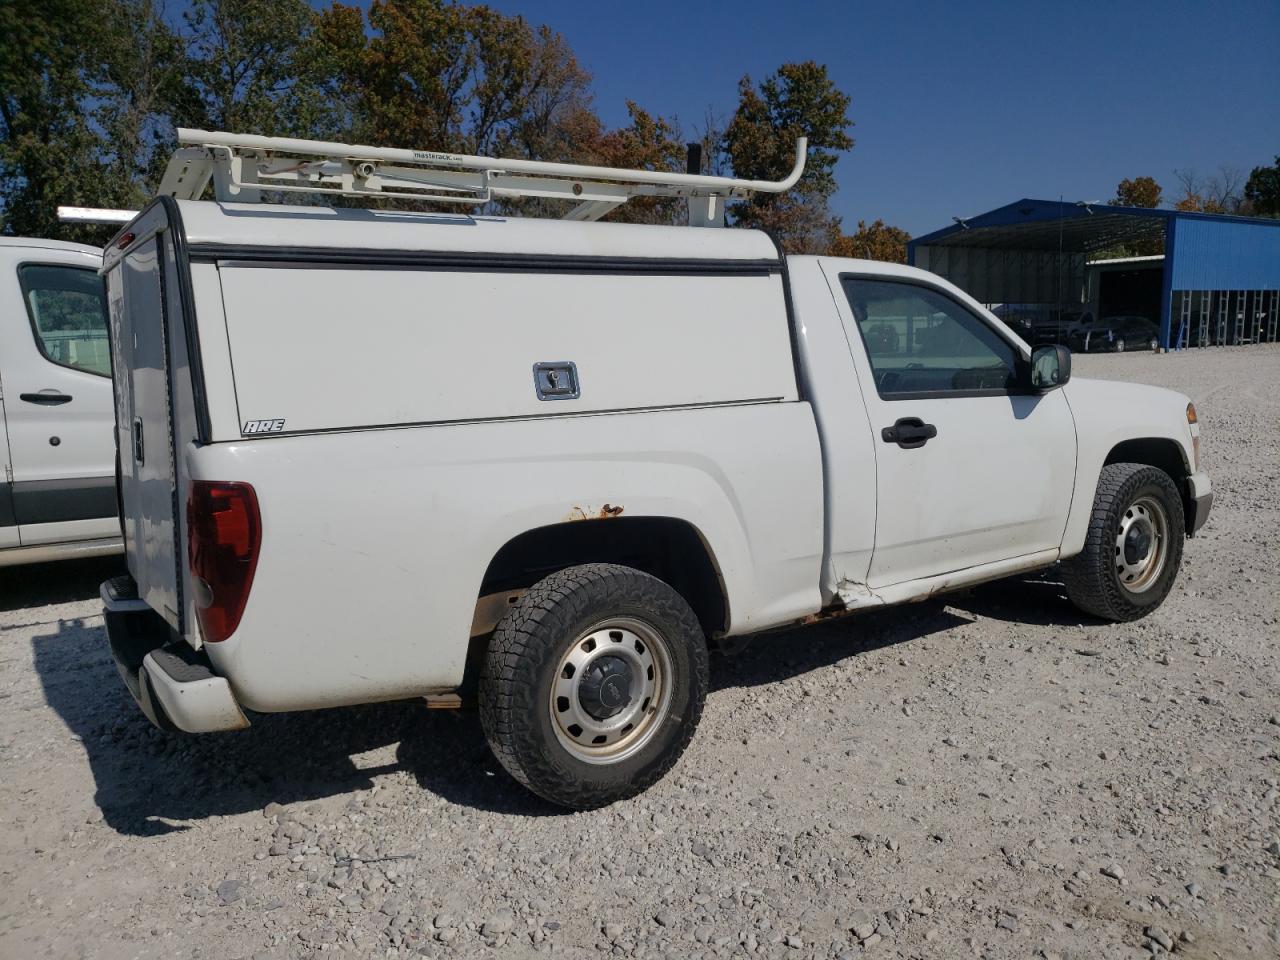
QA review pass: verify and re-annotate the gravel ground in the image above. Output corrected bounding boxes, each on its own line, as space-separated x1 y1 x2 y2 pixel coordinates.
2 345 1278 960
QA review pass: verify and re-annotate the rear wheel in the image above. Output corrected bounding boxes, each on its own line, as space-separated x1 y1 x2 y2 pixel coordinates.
1114 337 1126 352
479 563 708 809
1062 463 1184 621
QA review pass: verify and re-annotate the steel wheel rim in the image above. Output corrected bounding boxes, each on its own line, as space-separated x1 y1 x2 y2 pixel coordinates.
1115 338 1125 352
1115 494 1169 593
549 617 673 765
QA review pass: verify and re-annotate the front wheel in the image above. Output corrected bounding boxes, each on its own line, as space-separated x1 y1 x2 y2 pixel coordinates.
1062 463 1185 621
1114 337 1126 352
479 563 708 809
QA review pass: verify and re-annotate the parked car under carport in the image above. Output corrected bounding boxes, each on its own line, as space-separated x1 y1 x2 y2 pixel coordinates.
1068 315 1160 353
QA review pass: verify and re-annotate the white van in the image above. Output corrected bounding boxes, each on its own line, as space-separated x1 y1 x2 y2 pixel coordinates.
0 238 119 566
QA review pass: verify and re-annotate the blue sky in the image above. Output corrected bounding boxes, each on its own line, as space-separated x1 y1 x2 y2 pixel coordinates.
475 0 1280 235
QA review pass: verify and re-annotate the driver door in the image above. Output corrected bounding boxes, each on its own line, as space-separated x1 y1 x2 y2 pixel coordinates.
823 264 1077 589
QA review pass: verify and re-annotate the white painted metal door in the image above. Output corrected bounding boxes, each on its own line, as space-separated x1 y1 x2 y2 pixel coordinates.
110 234 184 625
823 263 1076 588
0 258 116 546
0 394 18 549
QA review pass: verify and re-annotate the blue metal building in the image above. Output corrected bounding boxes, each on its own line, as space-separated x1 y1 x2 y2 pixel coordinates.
909 200 1280 348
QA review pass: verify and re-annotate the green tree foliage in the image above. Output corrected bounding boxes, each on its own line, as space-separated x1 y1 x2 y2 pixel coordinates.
0 0 185 240
182 0 332 138
1243 156 1280 218
829 219 910 263
1111 176 1162 208
723 61 854 252
2 1 855 239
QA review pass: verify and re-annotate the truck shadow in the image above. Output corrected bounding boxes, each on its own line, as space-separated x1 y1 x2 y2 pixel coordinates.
709 602 972 692
0 555 125 612
943 568 1096 626
26 573 1090 833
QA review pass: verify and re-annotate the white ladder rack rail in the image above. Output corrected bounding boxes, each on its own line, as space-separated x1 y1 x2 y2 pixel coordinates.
152 128 807 227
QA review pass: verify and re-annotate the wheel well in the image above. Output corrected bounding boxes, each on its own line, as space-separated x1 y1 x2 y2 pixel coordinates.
1104 438 1189 483
479 517 727 636
1104 437 1193 530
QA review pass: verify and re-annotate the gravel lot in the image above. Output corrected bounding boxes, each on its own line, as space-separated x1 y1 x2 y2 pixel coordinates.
2 346 1278 960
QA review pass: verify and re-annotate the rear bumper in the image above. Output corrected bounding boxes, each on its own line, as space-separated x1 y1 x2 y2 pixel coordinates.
1186 471 1213 536
101 577 249 733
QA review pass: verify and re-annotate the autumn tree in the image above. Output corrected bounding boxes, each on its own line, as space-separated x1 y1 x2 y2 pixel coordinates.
1111 176 1162 208
316 0 598 158
829 219 910 263
1243 156 1280 218
1172 167 1243 214
722 61 853 253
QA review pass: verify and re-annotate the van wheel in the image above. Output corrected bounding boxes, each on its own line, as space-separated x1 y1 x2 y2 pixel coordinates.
1062 463 1184 622
479 563 708 809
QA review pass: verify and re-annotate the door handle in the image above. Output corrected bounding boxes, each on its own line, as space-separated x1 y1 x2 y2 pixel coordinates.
20 390 73 405
132 417 145 466
881 416 937 449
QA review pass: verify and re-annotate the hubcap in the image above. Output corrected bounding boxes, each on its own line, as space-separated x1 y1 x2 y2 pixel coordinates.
1114 495 1169 593
549 618 672 764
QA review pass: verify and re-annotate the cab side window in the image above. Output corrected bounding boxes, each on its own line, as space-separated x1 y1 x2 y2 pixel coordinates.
841 277 1017 398
18 264 111 377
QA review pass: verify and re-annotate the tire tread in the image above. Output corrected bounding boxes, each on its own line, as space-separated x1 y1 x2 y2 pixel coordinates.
479 563 707 809
1063 462 1184 621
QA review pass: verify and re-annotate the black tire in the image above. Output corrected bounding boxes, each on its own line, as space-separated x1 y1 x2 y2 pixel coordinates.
1062 463 1185 622
479 563 708 809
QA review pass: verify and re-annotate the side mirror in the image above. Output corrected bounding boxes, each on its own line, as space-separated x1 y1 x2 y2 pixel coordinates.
1027 344 1071 391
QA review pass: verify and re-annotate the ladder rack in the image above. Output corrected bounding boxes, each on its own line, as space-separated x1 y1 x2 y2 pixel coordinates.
149 128 807 228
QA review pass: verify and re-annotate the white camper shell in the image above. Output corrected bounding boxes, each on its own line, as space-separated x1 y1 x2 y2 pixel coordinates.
101 134 1211 810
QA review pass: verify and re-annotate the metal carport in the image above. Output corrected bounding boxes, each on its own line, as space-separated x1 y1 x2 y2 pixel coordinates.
908 199 1280 348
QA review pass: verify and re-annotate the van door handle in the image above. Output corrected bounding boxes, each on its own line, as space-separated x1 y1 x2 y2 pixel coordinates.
881 417 937 449
20 390 73 405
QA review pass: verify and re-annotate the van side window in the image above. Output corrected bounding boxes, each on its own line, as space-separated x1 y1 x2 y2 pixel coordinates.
18 264 111 377
841 277 1017 398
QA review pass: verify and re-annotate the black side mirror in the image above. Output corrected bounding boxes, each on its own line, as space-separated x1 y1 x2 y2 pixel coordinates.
1026 344 1071 391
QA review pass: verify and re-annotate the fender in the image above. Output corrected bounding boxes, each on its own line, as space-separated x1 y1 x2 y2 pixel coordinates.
1060 377 1196 557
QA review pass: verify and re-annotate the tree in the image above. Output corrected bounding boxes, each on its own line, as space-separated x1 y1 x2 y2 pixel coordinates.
1172 167 1243 214
316 0 597 158
722 61 853 253
181 0 332 138
1243 156 1280 218
315 1 691 223
829 219 910 263
580 102 686 225
0 0 186 241
1111 176 1161 208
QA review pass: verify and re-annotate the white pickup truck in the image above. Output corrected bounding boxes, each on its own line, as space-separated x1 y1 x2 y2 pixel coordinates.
100 132 1211 809
0 238 119 565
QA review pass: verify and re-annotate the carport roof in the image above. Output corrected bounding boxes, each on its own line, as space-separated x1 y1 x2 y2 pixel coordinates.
910 198 1275 254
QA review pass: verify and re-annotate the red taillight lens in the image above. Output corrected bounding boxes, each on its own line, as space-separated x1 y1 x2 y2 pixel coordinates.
187 481 261 643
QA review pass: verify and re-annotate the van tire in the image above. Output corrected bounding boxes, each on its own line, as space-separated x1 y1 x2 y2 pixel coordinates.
1062 463 1184 622
479 563 708 810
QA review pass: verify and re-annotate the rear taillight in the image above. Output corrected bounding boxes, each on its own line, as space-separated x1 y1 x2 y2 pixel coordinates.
187 481 261 643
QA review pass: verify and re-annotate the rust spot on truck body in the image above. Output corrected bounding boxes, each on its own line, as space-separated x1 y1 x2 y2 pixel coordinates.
564 503 625 521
